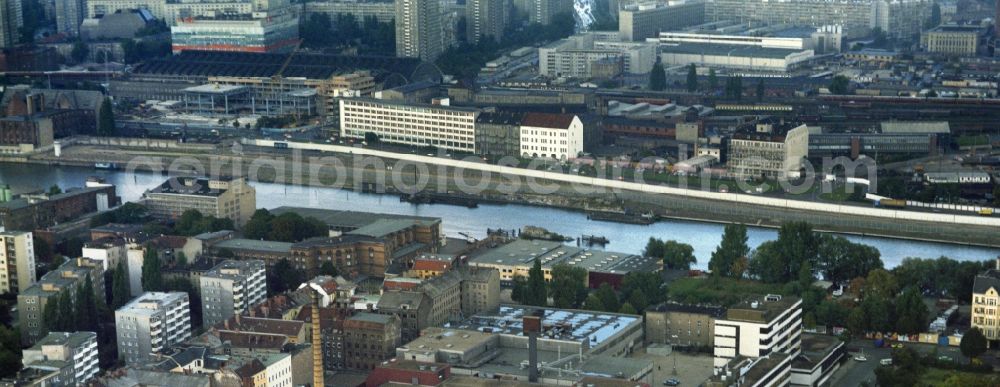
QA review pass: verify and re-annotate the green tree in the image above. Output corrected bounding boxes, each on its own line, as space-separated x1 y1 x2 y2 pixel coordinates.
112 262 131 309
175 252 188 268
864 269 899 300
829 75 850 95
814 300 848 327
993 184 1000 206
71 40 89 63
76 275 97 332
846 306 867 336
895 287 928 334
268 258 304 295
595 283 619 313
618 302 637 315
583 294 604 311
511 275 528 304
141 246 163 292
960 327 987 360
643 238 664 259
686 64 698 92
319 261 338 277
47 185 62 195
56 290 75 331
662 241 696 270
300 13 333 48
526 258 548 307
649 61 666 91
549 264 588 308
816 235 883 284
709 224 749 278
42 293 60 334
708 69 718 90
862 296 893 332
620 272 664 311
0 325 22 378
97 98 116 136
749 241 784 283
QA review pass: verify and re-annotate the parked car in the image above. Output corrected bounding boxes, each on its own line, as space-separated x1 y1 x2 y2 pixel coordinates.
854 354 868 362
663 379 680 386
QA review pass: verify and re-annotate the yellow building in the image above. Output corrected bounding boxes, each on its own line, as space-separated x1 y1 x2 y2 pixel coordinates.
921 25 982 56
0 230 36 294
971 259 1000 344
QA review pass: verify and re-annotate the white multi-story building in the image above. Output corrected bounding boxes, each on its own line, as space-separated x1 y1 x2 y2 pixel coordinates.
82 237 127 271
199 260 266 328
87 0 167 19
339 98 480 153
539 31 657 77
972 259 1000 344
0 230 35 294
519 113 584 160
262 352 293 387
21 331 100 386
115 292 192 365
728 122 810 180
713 294 802 368
657 32 806 50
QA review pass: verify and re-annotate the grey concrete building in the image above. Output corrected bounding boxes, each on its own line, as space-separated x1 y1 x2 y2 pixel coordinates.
305 0 396 24
342 312 402 370
474 111 522 159
56 0 85 36
466 0 505 43
395 0 442 60
141 176 256 227
377 267 499 340
199 260 266 328
531 0 572 25
0 0 22 48
80 10 154 41
644 302 725 348
115 292 192 365
618 1 705 41
21 331 99 386
705 0 930 39
17 258 105 346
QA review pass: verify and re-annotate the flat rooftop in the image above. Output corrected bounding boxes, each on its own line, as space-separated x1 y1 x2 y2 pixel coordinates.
398 327 495 355
183 84 248 94
470 239 652 275
452 305 640 349
661 43 808 59
724 295 801 324
212 238 293 253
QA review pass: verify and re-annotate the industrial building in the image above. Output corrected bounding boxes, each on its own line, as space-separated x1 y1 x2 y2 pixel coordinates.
659 43 814 72
141 176 256 227
539 32 658 77
115 292 193 365
617 1 705 41
468 239 660 288
0 230 35 294
339 98 480 153
728 122 810 180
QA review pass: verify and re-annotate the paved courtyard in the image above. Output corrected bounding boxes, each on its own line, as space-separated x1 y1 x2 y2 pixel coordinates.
629 349 715 386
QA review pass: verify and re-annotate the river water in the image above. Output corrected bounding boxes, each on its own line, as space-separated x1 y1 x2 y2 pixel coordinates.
1 163 997 269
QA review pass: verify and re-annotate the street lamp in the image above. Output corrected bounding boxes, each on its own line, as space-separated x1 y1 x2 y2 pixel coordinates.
671 334 679 376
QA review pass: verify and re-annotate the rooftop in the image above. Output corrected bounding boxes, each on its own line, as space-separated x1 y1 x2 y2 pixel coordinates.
349 218 421 238
29 331 96 350
203 260 264 280
723 294 801 324
452 305 640 349
661 42 809 59
973 269 1000 294
521 112 577 129
183 84 249 94
398 327 496 355
469 239 651 275
147 177 229 197
216 315 304 338
270 206 440 230
647 302 726 318
212 238 293 253
792 333 845 370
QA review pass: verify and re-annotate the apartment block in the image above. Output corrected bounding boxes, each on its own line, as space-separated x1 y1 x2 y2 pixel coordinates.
21 331 99 386
0 0 23 48
142 176 256 227
531 0 572 25
0 230 36 294
713 294 802 368
728 122 810 180
705 0 930 40
519 113 584 160
466 0 505 43
339 98 480 153
343 312 402 370
199 260 267 328
81 237 127 271
972 259 1000 343
395 0 442 60
18 258 105 345
115 292 192 365
618 1 705 41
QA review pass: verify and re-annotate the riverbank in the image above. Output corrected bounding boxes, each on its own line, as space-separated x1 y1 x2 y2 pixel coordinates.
7 142 1000 247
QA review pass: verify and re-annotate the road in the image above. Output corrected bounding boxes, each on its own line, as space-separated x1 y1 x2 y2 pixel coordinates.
830 339 968 386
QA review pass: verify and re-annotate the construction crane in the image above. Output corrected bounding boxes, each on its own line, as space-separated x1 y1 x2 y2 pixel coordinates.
273 39 304 80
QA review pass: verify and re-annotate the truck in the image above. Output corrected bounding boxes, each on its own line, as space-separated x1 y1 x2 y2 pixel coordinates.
876 199 907 209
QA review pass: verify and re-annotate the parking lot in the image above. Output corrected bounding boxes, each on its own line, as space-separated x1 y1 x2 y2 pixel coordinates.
629 349 715 386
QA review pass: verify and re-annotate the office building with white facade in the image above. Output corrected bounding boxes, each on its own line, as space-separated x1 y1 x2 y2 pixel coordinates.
539 31 657 77
713 294 802 368
728 122 810 180
115 292 192 365
0 230 36 294
339 98 480 152
199 259 266 328
519 113 584 160
21 331 99 386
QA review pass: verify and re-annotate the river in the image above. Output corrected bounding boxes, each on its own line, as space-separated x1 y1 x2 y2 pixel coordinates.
1 163 997 269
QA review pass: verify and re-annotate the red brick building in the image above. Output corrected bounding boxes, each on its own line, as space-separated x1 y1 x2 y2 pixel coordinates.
365 360 450 387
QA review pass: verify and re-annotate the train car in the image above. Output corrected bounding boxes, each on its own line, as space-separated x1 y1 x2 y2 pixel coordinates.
876 199 907 208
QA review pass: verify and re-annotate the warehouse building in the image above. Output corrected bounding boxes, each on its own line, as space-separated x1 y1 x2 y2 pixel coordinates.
539 32 658 77
659 43 814 72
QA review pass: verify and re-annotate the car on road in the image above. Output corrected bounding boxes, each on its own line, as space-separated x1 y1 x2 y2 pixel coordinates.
663 379 680 386
854 354 868 362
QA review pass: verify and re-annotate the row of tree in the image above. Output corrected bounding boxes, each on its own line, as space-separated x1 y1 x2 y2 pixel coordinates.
300 13 395 54
510 258 666 315
174 209 235 236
